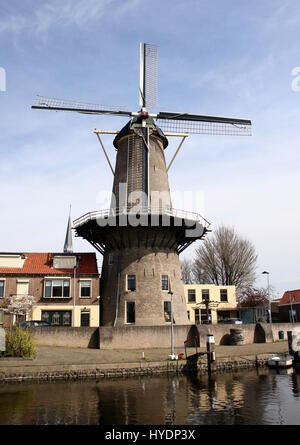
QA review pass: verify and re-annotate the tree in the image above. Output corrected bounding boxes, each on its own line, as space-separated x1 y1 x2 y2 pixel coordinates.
193 226 257 296
180 258 194 284
3 294 35 322
238 287 269 307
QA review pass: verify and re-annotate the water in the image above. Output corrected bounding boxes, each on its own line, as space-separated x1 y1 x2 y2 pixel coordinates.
0 369 300 425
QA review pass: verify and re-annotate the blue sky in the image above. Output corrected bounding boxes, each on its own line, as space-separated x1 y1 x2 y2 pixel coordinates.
0 0 299 296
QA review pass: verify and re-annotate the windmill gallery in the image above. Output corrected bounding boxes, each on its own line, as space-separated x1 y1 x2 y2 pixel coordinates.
28 43 251 347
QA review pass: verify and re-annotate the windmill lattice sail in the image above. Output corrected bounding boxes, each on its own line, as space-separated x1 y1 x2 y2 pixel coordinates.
139 43 158 109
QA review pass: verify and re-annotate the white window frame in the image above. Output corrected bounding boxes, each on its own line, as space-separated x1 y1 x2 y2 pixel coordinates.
126 274 136 292
79 279 92 299
43 278 71 299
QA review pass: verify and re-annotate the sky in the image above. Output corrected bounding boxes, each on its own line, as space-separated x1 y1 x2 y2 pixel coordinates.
0 0 299 297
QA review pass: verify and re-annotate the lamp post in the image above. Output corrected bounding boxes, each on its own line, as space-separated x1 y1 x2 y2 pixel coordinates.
168 282 176 361
262 271 272 324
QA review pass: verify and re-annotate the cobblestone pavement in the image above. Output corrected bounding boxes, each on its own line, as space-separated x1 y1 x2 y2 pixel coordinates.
0 341 289 372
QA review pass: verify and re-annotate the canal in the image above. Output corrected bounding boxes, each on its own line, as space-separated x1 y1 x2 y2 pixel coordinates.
0 369 300 425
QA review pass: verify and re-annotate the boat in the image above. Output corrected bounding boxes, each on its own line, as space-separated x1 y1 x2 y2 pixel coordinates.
267 353 294 369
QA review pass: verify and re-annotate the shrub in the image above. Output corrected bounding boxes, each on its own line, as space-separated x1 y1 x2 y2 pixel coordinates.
5 326 36 358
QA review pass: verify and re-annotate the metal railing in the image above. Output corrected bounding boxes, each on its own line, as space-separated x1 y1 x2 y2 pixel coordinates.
73 207 211 229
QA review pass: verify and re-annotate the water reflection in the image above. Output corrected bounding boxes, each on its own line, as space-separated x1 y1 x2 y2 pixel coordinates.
0 369 300 425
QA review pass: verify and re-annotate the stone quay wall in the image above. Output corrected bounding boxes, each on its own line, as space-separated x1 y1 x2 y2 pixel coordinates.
28 322 300 350
0 355 268 383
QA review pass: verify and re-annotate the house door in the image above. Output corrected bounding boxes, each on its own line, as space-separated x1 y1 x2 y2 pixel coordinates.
81 310 90 327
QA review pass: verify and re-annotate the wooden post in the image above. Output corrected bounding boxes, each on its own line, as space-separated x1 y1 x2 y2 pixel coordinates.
287 331 293 355
288 330 299 364
207 334 216 376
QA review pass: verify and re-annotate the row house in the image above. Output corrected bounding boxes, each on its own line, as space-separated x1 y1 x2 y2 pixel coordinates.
0 252 99 328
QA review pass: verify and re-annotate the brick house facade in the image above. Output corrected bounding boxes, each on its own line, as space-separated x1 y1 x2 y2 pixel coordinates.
0 252 99 327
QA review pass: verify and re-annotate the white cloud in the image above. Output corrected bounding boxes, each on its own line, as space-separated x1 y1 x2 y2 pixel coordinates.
0 0 141 36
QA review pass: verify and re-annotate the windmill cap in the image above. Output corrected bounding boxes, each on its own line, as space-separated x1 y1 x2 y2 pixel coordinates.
113 118 168 149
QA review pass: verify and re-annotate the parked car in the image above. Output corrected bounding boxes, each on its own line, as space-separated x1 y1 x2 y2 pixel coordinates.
19 320 50 328
218 318 243 325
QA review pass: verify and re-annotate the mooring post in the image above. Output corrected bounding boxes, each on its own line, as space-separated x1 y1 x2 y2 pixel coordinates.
287 330 299 364
287 331 293 355
207 334 216 375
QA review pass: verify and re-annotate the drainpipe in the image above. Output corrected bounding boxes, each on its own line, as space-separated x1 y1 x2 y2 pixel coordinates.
73 258 78 327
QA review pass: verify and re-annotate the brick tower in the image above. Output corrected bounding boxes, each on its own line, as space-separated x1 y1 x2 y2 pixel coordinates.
73 116 210 326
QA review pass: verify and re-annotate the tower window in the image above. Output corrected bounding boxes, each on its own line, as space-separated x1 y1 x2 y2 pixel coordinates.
127 275 136 292
164 301 171 322
126 302 135 324
108 254 114 265
161 275 169 291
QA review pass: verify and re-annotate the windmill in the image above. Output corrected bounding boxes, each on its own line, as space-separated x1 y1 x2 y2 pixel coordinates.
32 43 251 328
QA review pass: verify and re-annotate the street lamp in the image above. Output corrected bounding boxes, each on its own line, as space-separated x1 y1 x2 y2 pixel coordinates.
168 282 176 361
262 271 272 324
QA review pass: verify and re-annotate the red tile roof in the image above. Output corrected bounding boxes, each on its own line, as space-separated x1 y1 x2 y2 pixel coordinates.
279 290 300 306
0 253 99 276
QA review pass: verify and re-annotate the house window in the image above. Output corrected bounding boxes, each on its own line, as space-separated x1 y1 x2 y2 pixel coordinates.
202 289 210 302
126 302 135 324
188 289 196 303
81 310 90 327
161 275 169 291
194 308 200 324
201 309 212 324
0 280 4 298
108 254 114 265
127 275 136 292
187 311 190 320
80 280 91 298
220 289 228 302
44 280 70 298
41 310 72 326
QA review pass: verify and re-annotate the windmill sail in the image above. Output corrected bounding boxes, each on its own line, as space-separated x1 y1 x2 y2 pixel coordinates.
156 111 252 136
32 96 131 117
139 43 158 109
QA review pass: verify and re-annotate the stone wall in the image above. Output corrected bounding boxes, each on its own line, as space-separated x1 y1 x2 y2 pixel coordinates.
31 327 99 349
99 325 193 349
270 322 300 341
29 322 300 350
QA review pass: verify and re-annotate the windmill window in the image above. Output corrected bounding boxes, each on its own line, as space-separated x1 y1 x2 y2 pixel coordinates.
80 280 91 298
164 301 171 322
127 275 136 292
161 275 169 291
126 302 135 324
